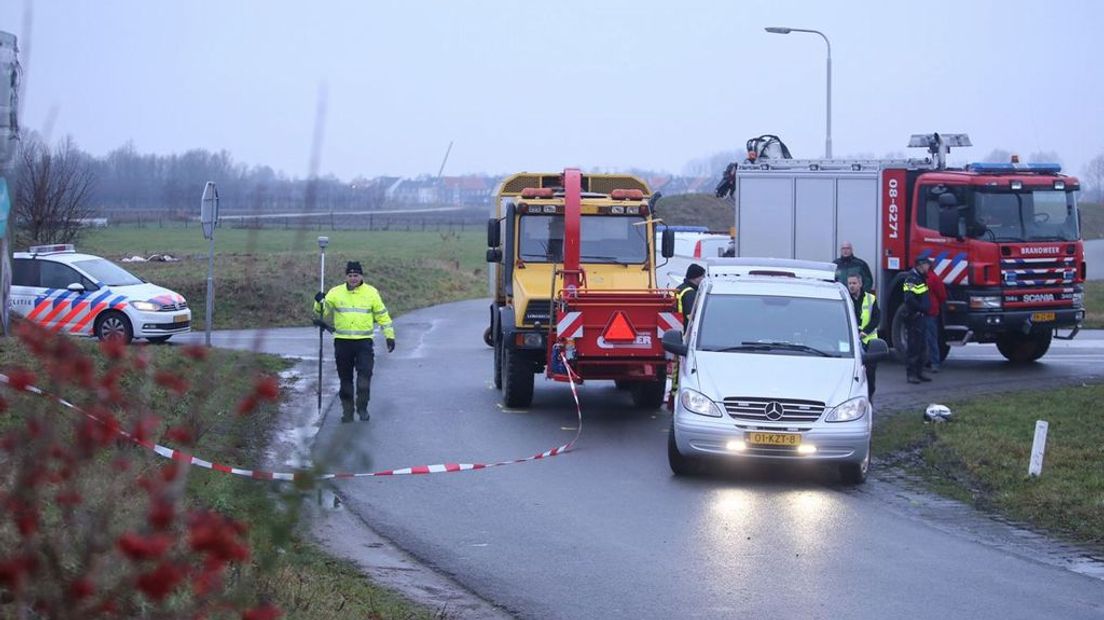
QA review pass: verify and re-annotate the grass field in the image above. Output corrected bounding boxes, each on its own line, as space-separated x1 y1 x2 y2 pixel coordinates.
78 228 489 330
874 382 1104 547
1087 281 1104 329
1081 202 1103 240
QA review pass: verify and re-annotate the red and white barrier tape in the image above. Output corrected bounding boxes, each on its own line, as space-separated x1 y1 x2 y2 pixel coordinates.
0 358 582 481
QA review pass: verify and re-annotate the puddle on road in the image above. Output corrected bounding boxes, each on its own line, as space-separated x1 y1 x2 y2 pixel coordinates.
867 467 1104 581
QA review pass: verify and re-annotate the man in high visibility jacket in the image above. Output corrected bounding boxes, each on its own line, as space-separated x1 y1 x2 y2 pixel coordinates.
847 274 880 400
313 261 395 423
903 256 932 384
675 263 706 327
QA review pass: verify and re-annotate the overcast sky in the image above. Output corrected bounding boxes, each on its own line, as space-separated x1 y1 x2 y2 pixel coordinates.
3 0 1103 180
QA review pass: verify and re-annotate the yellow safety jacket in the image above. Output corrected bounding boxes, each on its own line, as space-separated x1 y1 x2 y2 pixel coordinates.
859 292 877 345
313 283 395 341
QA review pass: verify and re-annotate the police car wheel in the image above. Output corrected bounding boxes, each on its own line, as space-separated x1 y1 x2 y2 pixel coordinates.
95 311 133 344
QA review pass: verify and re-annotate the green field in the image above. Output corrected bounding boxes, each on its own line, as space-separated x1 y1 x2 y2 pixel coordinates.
1081 202 1104 240
78 228 489 330
1087 281 1104 329
874 382 1104 547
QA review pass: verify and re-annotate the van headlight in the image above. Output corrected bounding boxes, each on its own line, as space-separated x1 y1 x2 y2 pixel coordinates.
679 389 724 418
130 300 161 312
825 397 870 423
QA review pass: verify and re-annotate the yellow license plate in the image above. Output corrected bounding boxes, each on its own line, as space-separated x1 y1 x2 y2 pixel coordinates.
174 314 188 323
1031 312 1056 322
747 432 801 447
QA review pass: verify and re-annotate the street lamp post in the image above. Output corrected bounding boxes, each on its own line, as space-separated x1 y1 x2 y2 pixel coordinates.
765 26 832 159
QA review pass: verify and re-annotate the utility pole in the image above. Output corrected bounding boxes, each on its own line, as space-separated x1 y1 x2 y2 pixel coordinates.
0 31 20 337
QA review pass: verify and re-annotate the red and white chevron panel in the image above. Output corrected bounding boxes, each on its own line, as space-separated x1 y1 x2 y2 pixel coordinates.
556 311 584 339
656 312 682 336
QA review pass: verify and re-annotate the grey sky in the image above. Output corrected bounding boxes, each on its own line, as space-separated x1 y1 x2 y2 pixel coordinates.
3 0 1103 180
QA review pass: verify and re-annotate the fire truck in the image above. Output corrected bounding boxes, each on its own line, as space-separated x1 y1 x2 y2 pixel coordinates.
726 133 1085 363
486 169 679 408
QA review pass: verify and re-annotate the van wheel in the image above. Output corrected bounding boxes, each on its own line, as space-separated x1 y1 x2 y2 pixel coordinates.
839 445 870 485
501 346 534 408
630 368 667 409
147 336 172 344
95 311 133 344
668 420 698 476
483 326 494 348
996 331 1052 363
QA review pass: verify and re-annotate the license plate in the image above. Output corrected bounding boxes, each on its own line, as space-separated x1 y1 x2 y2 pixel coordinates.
746 432 801 447
174 314 188 323
1031 312 1056 322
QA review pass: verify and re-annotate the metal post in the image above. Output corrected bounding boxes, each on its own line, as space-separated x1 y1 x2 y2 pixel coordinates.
317 236 329 417
205 235 214 346
200 182 220 346
765 26 832 158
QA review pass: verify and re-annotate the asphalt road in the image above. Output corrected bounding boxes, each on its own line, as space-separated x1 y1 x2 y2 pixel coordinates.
178 301 1104 619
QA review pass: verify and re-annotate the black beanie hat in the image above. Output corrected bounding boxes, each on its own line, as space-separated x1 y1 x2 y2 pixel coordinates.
686 263 706 279
345 261 364 275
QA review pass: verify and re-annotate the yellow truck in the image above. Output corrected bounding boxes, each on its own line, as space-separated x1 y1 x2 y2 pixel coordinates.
485 169 677 408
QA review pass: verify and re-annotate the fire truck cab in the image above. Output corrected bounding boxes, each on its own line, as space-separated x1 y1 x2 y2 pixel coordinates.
727 133 1085 363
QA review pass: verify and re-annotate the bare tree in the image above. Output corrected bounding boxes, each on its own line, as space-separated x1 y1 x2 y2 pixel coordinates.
13 133 97 245
1083 153 1104 203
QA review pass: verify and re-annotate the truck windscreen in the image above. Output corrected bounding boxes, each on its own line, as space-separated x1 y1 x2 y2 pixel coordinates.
967 190 1080 242
517 215 648 264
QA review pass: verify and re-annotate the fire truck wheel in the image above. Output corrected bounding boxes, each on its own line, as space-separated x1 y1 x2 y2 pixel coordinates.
94 311 133 345
668 421 699 476
483 326 494 348
630 368 667 409
890 305 910 363
493 335 503 390
996 331 1052 364
502 346 534 408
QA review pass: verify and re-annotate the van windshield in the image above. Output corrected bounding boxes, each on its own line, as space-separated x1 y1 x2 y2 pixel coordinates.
73 259 144 286
696 294 854 358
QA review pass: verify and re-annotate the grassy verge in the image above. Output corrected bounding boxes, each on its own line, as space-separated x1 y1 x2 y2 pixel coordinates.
655 193 733 232
0 335 436 617
77 229 488 330
873 382 1104 547
1080 202 1103 240
1085 281 1104 329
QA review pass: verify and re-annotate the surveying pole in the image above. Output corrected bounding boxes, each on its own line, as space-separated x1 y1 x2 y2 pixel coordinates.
316 236 329 416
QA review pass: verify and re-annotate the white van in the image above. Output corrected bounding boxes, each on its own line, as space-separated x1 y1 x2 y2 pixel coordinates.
10 244 191 344
661 257 888 483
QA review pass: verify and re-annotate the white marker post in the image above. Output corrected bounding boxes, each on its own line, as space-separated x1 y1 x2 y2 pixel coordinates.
1028 420 1049 477
200 182 220 347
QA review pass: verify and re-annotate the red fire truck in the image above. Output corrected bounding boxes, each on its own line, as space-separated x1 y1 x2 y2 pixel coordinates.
726 133 1085 363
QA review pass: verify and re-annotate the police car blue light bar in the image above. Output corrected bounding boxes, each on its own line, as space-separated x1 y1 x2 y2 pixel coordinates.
965 162 1062 174
28 244 76 254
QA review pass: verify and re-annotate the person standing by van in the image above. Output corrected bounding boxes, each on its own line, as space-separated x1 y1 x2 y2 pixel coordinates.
924 266 948 372
847 274 880 400
834 242 874 292
903 257 932 384
676 263 705 327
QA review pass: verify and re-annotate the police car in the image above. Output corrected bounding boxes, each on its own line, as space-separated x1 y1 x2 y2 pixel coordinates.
10 244 191 343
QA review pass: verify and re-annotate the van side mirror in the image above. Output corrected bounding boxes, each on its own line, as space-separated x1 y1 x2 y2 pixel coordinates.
487 218 500 248
863 338 889 363
661 229 675 258
661 329 687 356
66 282 85 293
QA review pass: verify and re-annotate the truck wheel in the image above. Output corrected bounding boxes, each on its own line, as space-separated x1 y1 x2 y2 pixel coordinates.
890 306 909 363
839 441 870 485
996 331 1052 364
668 420 698 476
502 345 534 408
493 333 503 390
630 368 667 409
94 311 133 344
483 326 494 348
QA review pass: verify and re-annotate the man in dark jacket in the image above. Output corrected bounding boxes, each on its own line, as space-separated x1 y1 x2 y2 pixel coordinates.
903 257 932 384
834 242 874 292
676 263 705 327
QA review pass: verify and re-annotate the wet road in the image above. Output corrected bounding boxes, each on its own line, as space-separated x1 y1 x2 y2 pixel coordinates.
177 300 1104 619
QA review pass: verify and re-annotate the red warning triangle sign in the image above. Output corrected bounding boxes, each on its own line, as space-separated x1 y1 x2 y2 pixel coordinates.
602 311 637 343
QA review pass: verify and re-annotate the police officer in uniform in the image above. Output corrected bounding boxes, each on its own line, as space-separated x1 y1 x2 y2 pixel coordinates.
847 274 880 400
314 261 395 422
903 257 932 384
676 263 706 327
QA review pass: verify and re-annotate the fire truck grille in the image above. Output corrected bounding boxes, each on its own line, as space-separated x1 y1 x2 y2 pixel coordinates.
1000 256 1077 288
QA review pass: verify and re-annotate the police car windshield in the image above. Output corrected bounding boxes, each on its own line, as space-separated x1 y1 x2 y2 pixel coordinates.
73 259 143 286
696 294 854 358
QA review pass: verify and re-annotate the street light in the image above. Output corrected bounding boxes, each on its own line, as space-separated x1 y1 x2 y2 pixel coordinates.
765 26 832 158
